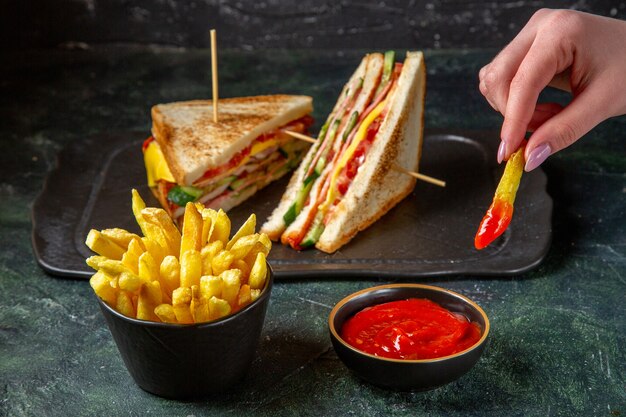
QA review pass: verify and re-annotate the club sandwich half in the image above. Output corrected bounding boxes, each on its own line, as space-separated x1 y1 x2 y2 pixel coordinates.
261 51 426 253
143 95 313 221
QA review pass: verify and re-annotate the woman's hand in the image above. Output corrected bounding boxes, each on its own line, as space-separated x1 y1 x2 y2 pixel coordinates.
479 9 626 171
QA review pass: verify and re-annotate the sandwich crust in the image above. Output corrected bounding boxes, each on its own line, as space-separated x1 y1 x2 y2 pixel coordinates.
151 95 313 186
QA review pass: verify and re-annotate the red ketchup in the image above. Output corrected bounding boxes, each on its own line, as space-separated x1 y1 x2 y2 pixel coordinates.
340 298 482 360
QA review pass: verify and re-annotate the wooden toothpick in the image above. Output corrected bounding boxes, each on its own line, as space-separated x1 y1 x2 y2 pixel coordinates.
283 130 446 187
210 29 219 123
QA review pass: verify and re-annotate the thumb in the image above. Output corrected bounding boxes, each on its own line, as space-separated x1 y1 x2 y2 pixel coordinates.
524 85 611 171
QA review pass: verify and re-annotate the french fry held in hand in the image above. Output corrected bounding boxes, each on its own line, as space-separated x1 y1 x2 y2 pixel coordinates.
474 143 526 250
85 189 271 324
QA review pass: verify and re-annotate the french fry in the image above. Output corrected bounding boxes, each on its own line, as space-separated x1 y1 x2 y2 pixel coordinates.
159 255 180 298
86 255 107 271
116 290 136 318
101 228 143 251
85 229 126 260
95 259 131 276
251 289 262 302
233 259 250 285
200 240 223 275
89 270 118 305
211 250 234 276
210 209 231 245
220 269 242 307
141 237 167 267
190 285 211 323
121 238 144 274
208 296 231 320
229 234 260 260
138 251 159 283
226 214 256 250
131 189 149 235
141 208 182 256
180 202 203 258
200 208 216 245
243 240 271 267
200 275 223 300
154 304 178 323
172 287 194 324
180 249 202 288
118 271 144 293
137 281 162 321
237 284 251 309
259 233 272 253
249 252 267 290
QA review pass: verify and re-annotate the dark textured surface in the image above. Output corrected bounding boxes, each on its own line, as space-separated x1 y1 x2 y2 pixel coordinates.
1 47 625 416
4 0 626 50
32 131 552 279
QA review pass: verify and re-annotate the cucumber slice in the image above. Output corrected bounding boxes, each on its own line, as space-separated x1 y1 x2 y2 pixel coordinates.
341 111 359 142
216 175 237 187
313 119 340 176
282 176 317 226
300 212 325 248
283 203 297 225
382 50 396 84
230 177 248 191
167 185 203 206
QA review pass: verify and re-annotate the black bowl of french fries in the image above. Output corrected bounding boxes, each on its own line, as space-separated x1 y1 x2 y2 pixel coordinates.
87 190 274 399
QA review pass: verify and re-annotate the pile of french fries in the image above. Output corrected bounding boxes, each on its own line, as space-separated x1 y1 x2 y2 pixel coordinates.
85 189 270 324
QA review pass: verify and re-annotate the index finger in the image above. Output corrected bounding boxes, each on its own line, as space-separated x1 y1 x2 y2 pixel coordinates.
500 38 570 158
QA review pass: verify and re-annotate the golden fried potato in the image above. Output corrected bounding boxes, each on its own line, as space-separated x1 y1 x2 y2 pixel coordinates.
229 234 260 260
100 228 143 251
226 214 256 250
237 284 251 309
138 251 159 283
190 285 211 323
89 270 118 305
249 252 267 290
180 250 202 288
116 290 136 318
86 229 126 260
200 275 223 300
121 238 144 275
220 269 242 307
208 296 231 320
172 287 194 324
137 281 162 321
118 271 143 293
141 208 181 256
200 240 223 276
210 209 231 245
211 250 234 276
154 304 177 323
159 255 180 298
180 202 203 258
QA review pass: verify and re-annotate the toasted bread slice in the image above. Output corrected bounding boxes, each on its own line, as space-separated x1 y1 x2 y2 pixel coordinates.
315 51 426 252
261 54 379 240
151 95 313 186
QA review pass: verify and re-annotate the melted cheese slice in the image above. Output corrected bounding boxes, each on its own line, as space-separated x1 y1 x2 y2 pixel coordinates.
144 140 175 187
144 138 281 187
320 99 387 211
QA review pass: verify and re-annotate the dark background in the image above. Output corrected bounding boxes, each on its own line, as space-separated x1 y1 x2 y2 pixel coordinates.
4 0 625 51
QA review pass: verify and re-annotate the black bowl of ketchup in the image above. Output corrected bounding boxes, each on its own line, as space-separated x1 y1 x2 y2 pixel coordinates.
328 284 490 391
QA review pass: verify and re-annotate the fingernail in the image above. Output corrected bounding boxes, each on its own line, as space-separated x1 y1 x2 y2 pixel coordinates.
497 141 507 164
525 143 551 171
